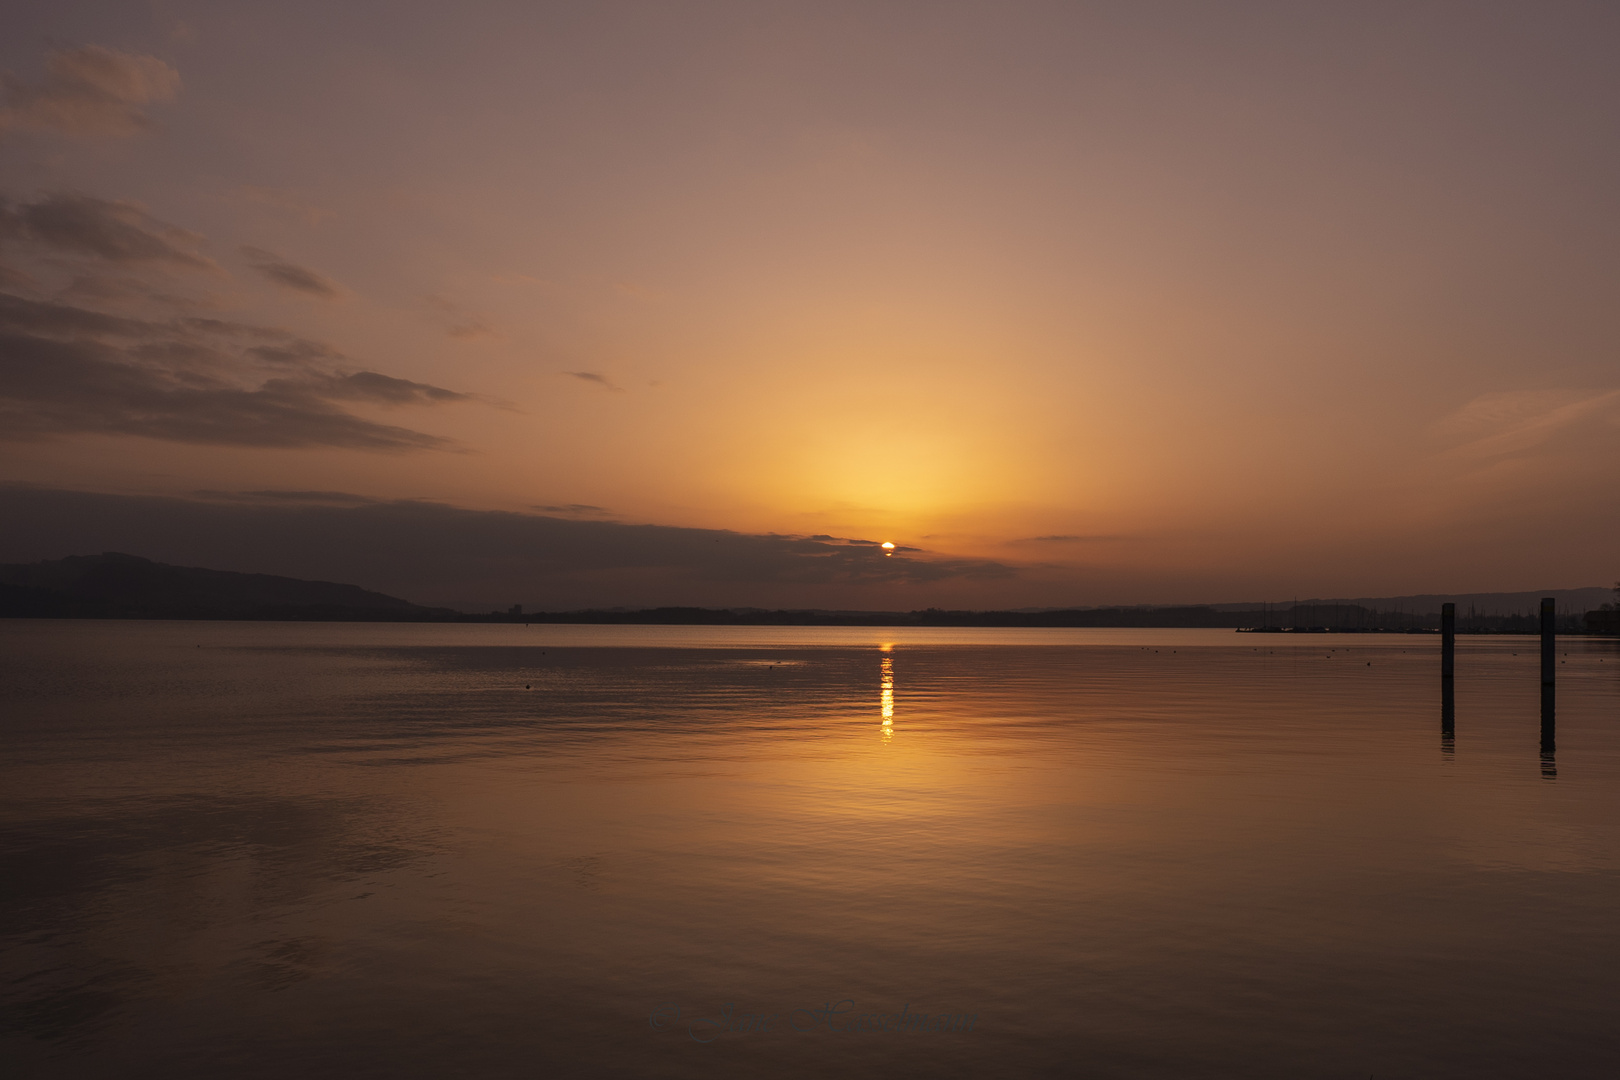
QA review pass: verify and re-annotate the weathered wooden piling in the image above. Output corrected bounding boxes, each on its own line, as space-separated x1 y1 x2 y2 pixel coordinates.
1441 677 1455 754
1440 601 1456 754
1441 602 1455 679
1540 597 1556 687
1540 684 1557 779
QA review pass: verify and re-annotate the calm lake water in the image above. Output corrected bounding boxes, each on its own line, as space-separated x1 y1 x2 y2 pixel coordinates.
3 620 1619 1078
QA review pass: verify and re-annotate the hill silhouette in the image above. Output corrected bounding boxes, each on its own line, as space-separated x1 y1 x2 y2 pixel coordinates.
0 553 456 621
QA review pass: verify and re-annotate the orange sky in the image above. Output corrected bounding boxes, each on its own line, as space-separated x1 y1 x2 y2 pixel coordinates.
3 3 1619 608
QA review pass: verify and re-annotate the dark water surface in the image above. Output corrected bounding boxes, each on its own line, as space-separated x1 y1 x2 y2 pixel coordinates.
3 620 1619 1078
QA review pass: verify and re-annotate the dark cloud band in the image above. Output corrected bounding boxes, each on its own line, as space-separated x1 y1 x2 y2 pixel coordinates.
0 486 1019 610
0 289 467 450
3 193 213 268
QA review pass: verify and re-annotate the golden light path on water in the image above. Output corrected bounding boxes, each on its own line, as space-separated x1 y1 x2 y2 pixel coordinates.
880 645 895 742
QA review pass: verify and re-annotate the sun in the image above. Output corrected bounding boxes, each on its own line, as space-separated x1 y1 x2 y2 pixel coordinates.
881 542 895 556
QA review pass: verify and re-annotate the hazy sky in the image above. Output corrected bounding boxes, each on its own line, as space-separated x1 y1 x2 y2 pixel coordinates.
3 2 1618 609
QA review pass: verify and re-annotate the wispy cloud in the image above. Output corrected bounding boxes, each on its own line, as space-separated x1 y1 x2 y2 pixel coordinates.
565 370 622 391
0 185 476 450
0 269 467 451
2 193 215 269
418 294 495 339
447 320 492 339
0 46 180 137
0 326 459 450
309 370 468 406
240 246 342 298
1434 389 1620 462
235 187 334 226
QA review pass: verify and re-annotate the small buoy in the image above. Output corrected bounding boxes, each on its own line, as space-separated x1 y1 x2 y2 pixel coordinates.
525 684 531 689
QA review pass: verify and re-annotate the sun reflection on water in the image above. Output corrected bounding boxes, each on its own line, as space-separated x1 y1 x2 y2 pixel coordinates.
880 645 894 741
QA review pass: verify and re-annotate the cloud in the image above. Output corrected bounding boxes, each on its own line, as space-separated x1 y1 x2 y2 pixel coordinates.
193 490 381 506
0 46 179 137
1010 534 1130 544
0 264 39 292
57 272 208 311
0 487 1021 609
0 189 473 451
533 503 614 516
240 246 342 298
246 337 343 365
565 371 621 390
0 331 452 450
2 193 214 269
446 319 494 339
0 290 158 338
235 187 334 225
418 294 495 339
299 370 470 406
178 317 301 340
0 290 468 450
1434 389 1620 462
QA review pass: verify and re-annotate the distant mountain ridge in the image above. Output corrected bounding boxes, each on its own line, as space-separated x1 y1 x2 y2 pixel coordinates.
0 553 1611 628
0 552 455 621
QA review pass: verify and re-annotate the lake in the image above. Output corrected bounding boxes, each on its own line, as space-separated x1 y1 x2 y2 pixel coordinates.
3 620 1619 1078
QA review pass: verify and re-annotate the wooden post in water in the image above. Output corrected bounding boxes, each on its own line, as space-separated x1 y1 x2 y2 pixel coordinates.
1541 684 1557 778
1441 677 1456 754
1440 601 1456 753
1441 602 1455 679
1540 597 1556 687
1540 597 1557 777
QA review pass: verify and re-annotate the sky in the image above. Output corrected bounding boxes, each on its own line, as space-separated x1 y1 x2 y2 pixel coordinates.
2 1 1618 610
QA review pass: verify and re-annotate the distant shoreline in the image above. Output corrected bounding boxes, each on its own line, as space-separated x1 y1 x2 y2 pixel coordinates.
2 611 1613 634
3 554 1613 632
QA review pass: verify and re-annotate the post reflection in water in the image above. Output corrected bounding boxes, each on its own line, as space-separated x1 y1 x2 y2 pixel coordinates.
1441 678 1455 756
880 644 895 741
1541 685 1557 779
